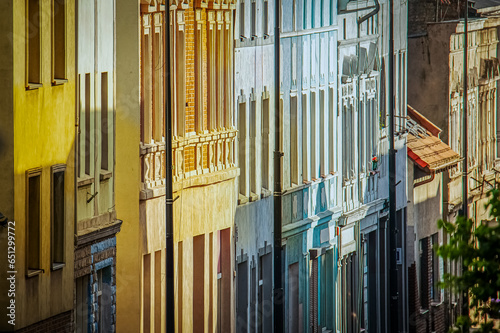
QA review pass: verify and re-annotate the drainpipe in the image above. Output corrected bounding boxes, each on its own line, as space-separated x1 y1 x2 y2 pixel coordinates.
388 0 400 331
461 1 470 329
358 0 380 25
164 5 175 333
74 0 79 247
273 0 284 330
414 171 435 188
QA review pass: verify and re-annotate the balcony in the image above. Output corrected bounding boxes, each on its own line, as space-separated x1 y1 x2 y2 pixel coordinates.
140 129 238 199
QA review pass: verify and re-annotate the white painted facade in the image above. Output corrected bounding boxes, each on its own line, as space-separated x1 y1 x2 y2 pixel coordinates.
336 0 409 331
234 0 276 331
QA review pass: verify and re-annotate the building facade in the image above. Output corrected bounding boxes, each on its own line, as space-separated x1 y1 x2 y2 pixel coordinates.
233 0 275 330
0 0 76 331
278 0 341 332
74 0 121 332
169 0 239 331
406 105 461 333
115 0 142 330
337 2 384 330
408 12 500 331
116 0 238 331
377 0 410 330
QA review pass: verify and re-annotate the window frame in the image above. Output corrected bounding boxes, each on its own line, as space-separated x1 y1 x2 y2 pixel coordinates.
51 164 66 270
26 168 43 277
26 0 42 89
52 0 67 84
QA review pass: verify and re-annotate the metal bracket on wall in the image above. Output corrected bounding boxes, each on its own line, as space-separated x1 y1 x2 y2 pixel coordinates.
86 191 98 204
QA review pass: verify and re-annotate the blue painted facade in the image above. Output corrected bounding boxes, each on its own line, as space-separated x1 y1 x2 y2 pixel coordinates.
279 0 341 331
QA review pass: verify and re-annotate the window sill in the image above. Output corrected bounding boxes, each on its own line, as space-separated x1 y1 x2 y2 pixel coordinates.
52 78 68 86
100 170 113 182
51 262 65 271
26 83 43 90
261 188 272 198
431 300 443 307
419 308 429 315
26 269 44 278
238 193 249 205
78 175 94 188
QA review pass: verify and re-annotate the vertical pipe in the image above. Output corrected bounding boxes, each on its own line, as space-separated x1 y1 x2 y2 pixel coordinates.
273 0 284 330
461 2 469 329
388 0 399 331
164 5 175 333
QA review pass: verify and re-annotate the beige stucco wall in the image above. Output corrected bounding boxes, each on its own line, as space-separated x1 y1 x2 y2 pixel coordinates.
174 174 237 333
115 0 142 331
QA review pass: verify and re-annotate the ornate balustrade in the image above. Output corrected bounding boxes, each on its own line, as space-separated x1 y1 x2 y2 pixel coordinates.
140 129 238 196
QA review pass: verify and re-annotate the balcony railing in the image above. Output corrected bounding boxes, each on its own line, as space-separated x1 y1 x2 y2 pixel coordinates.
140 129 238 195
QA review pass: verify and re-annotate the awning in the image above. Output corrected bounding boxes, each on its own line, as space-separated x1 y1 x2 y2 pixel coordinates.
406 105 462 173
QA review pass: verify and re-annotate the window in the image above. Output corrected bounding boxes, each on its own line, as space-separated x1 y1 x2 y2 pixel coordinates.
27 169 41 276
290 95 299 185
195 19 203 133
250 96 257 194
101 72 109 170
208 14 216 131
84 73 91 176
141 15 152 143
251 0 256 39
430 233 440 302
240 0 245 38
154 250 162 333
419 238 429 309
76 275 89 333
143 253 151 332
311 91 318 179
97 267 112 332
359 100 365 172
51 165 65 269
237 261 248 332
259 253 273 332
239 99 248 197
302 93 309 181
52 0 66 81
153 18 163 141
328 87 335 174
319 90 326 176
263 0 269 36
194 235 205 331
262 95 270 190
288 262 299 333
27 0 41 86
175 15 186 136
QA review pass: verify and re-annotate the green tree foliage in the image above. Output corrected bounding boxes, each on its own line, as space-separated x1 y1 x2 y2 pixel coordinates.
437 189 500 332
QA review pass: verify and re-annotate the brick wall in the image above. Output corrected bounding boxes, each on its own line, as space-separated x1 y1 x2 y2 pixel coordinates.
408 237 447 333
17 311 73 333
408 0 461 35
74 235 118 333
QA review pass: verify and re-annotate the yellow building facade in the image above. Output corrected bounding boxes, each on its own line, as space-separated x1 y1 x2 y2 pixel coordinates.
116 0 238 331
0 0 76 331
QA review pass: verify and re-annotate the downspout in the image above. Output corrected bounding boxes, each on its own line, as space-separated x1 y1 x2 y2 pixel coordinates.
358 0 380 25
414 171 435 188
273 0 284 330
74 0 79 248
388 0 399 331
461 1 470 329
165 5 175 333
